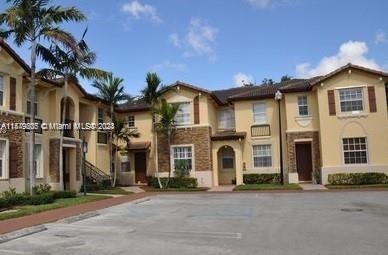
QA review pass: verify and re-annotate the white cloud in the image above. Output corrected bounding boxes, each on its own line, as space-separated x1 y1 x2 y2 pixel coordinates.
121 1 162 23
296 40 381 78
247 0 293 9
234 72 253 87
375 31 387 44
247 0 272 9
169 33 181 48
169 18 218 60
152 60 187 72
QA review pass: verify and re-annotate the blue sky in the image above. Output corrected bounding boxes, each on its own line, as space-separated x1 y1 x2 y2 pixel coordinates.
1 0 388 96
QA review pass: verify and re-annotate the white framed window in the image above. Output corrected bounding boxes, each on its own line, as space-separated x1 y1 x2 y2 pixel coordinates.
253 103 267 124
343 137 368 164
297 95 309 116
218 108 235 129
128 115 135 127
171 145 193 171
25 143 43 178
0 75 4 106
0 139 8 179
120 154 131 172
222 150 234 169
98 108 105 124
339 87 363 112
27 90 38 116
252 144 272 167
174 102 191 125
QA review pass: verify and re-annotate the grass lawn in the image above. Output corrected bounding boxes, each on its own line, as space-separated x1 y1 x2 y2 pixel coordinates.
86 187 133 195
143 187 209 192
0 195 110 221
325 184 388 189
234 184 302 191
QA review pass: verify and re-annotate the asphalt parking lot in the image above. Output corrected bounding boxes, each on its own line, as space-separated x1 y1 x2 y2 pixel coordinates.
1 191 388 255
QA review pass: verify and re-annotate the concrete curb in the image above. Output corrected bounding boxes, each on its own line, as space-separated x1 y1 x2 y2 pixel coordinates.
57 211 100 224
0 225 47 244
131 197 151 204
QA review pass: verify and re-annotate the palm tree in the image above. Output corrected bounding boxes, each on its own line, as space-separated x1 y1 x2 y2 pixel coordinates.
0 0 85 194
92 74 127 186
38 29 107 190
141 72 164 104
112 116 140 186
152 99 180 189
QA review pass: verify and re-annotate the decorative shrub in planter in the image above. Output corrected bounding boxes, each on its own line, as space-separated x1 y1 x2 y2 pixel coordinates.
328 172 388 185
150 177 198 188
243 174 280 184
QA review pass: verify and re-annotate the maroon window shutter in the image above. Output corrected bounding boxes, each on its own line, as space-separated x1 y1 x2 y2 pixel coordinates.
10 77 16 111
9 142 19 178
368 86 377 112
193 96 200 124
328 90 336 116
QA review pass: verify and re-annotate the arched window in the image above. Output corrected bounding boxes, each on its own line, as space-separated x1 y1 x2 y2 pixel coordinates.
27 90 38 116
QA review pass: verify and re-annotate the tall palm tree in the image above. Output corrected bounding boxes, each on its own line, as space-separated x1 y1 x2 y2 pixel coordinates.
112 116 140 186
0 0 85 194
152 99 180 189
141 72 164 105
38 29 107 190
141 72 165 187
92 74 127 186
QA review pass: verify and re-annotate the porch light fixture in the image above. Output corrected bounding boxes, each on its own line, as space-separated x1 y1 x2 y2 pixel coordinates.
274 90 284 185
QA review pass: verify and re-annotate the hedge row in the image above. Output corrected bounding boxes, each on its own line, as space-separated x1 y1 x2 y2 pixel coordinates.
0 190 77 209
150 177 198 188
328 172 388 185
243 174 280 184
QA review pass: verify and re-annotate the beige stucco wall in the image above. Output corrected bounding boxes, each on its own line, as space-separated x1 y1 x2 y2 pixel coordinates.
316 69 388 183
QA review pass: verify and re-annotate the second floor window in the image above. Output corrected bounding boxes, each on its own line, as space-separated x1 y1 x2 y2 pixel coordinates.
253 103 266 124
175 102 191 125
218 108 235 129
98 108 105 123
27 90 38 116
0 75 3 106
97 108 108 144
297 95 309 116
128 115 135 127
339 87 363 112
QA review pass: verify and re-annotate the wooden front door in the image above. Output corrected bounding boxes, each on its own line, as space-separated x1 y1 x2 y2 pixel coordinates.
295 143 313 181
135 152 147 183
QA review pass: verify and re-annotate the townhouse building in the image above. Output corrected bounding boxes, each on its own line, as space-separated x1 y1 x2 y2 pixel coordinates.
1 39 388 192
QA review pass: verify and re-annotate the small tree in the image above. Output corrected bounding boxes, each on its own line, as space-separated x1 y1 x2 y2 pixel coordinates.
173 159 191 179
280 75 292 82
92 74 127 186
112 116 140 186
152 99 180 189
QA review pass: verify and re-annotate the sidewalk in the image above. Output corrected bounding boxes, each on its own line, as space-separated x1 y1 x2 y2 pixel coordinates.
0 193 151 235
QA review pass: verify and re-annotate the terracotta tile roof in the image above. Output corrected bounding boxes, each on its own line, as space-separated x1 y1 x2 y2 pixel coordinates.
115 101 151 113
212 86 258 105
227 83 281 101
211 131 246 141
127 141 151 150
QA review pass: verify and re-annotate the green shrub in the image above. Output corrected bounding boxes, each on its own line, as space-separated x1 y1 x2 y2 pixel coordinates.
1 187 17 198
174 159 191 178
27 193 55 205
150 177 198 189
51 190 77 199
0 197 7 209
328 172 388 185
243 174 280 184
32 184 52 195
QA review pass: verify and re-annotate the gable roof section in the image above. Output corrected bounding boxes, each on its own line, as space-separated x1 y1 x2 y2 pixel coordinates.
309 63 388 86
0 38 30 73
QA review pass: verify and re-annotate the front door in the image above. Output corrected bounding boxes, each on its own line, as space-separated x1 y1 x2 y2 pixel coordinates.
295 143 313 181
135 152 147 183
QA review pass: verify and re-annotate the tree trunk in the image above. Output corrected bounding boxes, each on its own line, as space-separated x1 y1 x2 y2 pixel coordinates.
29 40 37 195
110 104 114 187
154 125 163 189
165 130 172 189
112 144 117 187
58 79 68 191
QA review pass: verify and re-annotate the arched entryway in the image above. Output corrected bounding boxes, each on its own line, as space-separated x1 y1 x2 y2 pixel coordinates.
217 146 236 185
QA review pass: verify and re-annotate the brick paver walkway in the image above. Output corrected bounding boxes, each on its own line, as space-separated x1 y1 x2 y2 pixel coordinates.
0 193 151 235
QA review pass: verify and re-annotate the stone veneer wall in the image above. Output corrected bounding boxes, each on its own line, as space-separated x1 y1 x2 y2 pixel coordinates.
0 114 24 178
286 131 321 173
157 126 212 173
49 138 81 182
